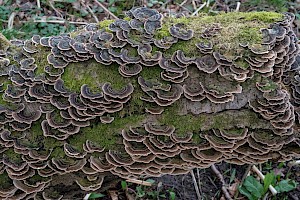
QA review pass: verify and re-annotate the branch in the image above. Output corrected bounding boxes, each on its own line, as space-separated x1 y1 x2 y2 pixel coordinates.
252 165 278 196
93 0 118 20
211 164 233 200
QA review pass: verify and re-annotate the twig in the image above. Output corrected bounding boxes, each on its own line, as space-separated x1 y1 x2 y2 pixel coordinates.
162 0 171 8
252 165 278 196
287 160 300 167
173 0 189 13
23 19 87 25
207 176 218 189
234 164 252 199
125 178 152 186
8 12 16 29
235 2 241 12
211 164 233 200
93 0 118 20
263 192 269 200
175 3 192 13
37 0 41 9
179 0 188 6
192 0 197 10
190 169 202 200
191 3 207 16
197 168 203 197
48 0 63 18
81 1 99 23
83 193 91 200
206 0 210 7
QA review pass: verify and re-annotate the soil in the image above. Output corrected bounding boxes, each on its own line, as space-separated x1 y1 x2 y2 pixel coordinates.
52 162 300 200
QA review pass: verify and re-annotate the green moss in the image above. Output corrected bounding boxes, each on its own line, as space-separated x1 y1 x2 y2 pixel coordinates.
26 174 49 185
61 60 129 92
223 128 245 136
233 58 250 69
0 171 13 189
259 78 278 91
3 148 23 164
50 147 66 159
68 115 145 150
139 65 162 80
32 47 49 76
0 79 12 106
191 133 203 144
154 12 283 57
99 19 114 31
127 46 139 57
0 33 10 51
159 102 262 135
159 103 205 135
26 121 64 151
237 27 262 44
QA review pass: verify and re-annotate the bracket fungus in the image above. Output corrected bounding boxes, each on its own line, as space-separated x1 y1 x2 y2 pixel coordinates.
0 7 300 198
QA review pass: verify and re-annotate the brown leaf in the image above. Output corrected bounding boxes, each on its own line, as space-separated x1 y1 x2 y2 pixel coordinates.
228 182 240 197
108 190 118 200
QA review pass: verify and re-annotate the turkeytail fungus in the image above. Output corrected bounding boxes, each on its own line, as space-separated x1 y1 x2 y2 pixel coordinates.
0 7 300 198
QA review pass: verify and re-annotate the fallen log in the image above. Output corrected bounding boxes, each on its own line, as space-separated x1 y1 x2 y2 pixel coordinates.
0 7 300 199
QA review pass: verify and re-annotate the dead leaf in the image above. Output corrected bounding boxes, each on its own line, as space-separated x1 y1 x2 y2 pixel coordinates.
108 190 118 200
228 182 239 197
125 190 135 200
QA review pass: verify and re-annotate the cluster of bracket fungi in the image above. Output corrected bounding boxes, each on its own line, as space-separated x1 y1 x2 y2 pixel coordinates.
0 7 300 199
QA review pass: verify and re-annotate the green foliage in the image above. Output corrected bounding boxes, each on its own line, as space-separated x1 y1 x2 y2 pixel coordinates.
88 192 106 199
239 170 298 200
263 171 276 193
121 179 177 199
275 180 298 193
121 180 128 190
239 176 265 200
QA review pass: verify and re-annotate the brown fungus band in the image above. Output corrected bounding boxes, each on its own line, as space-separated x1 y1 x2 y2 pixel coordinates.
0 7 300 199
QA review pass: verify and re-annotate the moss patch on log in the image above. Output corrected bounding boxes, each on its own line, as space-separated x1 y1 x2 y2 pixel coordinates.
155 12 283 57
68 114 145 150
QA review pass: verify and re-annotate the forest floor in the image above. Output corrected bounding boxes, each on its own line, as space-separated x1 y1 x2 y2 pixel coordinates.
1 0 300 199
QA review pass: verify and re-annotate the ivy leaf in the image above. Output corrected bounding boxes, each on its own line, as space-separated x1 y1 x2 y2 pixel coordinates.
238 186 256 200
275 180 298 193
264 171 276 193
243 176 264 198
